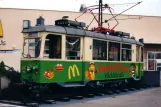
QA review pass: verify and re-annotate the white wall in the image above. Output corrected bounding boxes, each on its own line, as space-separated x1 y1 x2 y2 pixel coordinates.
0 8 161 71
0 50 21 71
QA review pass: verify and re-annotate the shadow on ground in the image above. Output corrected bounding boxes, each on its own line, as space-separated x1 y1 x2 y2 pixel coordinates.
39 87 158 107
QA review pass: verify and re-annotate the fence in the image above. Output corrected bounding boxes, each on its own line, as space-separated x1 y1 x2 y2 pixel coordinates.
142 71 161 87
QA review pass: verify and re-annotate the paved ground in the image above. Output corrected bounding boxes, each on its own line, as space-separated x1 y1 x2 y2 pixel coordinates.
0 103 24 107
0 87 161 107
40 87 161 107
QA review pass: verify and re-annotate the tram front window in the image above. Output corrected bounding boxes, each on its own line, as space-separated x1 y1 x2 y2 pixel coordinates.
23 38 41 58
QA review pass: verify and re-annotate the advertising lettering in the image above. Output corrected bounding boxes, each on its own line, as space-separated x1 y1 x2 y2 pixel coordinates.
98 63 129 73
104 72 124 79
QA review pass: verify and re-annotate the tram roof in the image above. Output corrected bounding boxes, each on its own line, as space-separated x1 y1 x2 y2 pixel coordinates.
22 25 144 46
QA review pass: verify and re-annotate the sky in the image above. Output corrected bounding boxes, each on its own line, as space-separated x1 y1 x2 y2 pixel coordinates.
0 0 160 16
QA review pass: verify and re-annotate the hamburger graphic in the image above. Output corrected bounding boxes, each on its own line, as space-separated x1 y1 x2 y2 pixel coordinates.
54 64 64 72
44 70 54 79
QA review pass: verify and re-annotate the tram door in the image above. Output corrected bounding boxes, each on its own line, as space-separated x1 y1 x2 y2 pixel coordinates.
66 36 83 82
44 34 62 59
136 45 142 78
140 47 144 77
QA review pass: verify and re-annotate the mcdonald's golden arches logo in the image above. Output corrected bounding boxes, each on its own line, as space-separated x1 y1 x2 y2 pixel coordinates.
0 20 3 37
68 64 80 80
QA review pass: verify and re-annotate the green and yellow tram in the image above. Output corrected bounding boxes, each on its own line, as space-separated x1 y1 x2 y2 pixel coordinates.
21 16 144 88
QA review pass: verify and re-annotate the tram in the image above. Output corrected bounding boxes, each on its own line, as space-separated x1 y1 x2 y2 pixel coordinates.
0 1 146 105
21 16 144 88
20 0 144 89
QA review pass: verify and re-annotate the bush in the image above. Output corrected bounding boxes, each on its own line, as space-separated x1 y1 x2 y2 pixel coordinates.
0 61 20 83
0 61 8 76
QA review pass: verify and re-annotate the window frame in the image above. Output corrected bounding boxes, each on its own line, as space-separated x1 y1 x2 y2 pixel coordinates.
65 35 82 61
147 51 161 71
141 46 144 62
92 39 108 61
108 41 121 61
23 37 42 58
121 43 132 61
136 45 140 62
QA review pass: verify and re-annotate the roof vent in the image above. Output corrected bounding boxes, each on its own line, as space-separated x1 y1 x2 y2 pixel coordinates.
139 38 144 43
109 31 130 37
131 36 135 39
36 16 45 26
55 17 86 28
62 16 69 20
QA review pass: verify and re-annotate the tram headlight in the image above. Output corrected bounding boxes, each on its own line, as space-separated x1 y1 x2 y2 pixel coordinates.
26 65 38 73
33 66 36 70
32 65 38 71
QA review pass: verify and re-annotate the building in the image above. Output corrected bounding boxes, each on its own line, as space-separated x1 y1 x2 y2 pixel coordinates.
0 8 161 71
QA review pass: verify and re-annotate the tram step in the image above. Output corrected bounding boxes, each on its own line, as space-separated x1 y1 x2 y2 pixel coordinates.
84 94 94 98
56 97 70 102
43 100 56 104
71 96 83 100
64 83 85 87
129 88 135 91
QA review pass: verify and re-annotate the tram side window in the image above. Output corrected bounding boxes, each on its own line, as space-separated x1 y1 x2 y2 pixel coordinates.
108 42 120 61
93 39 107 60
121 44 131 61
141 47 144 62
44 34 62 59
66 36 80 60
136 45 139 62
